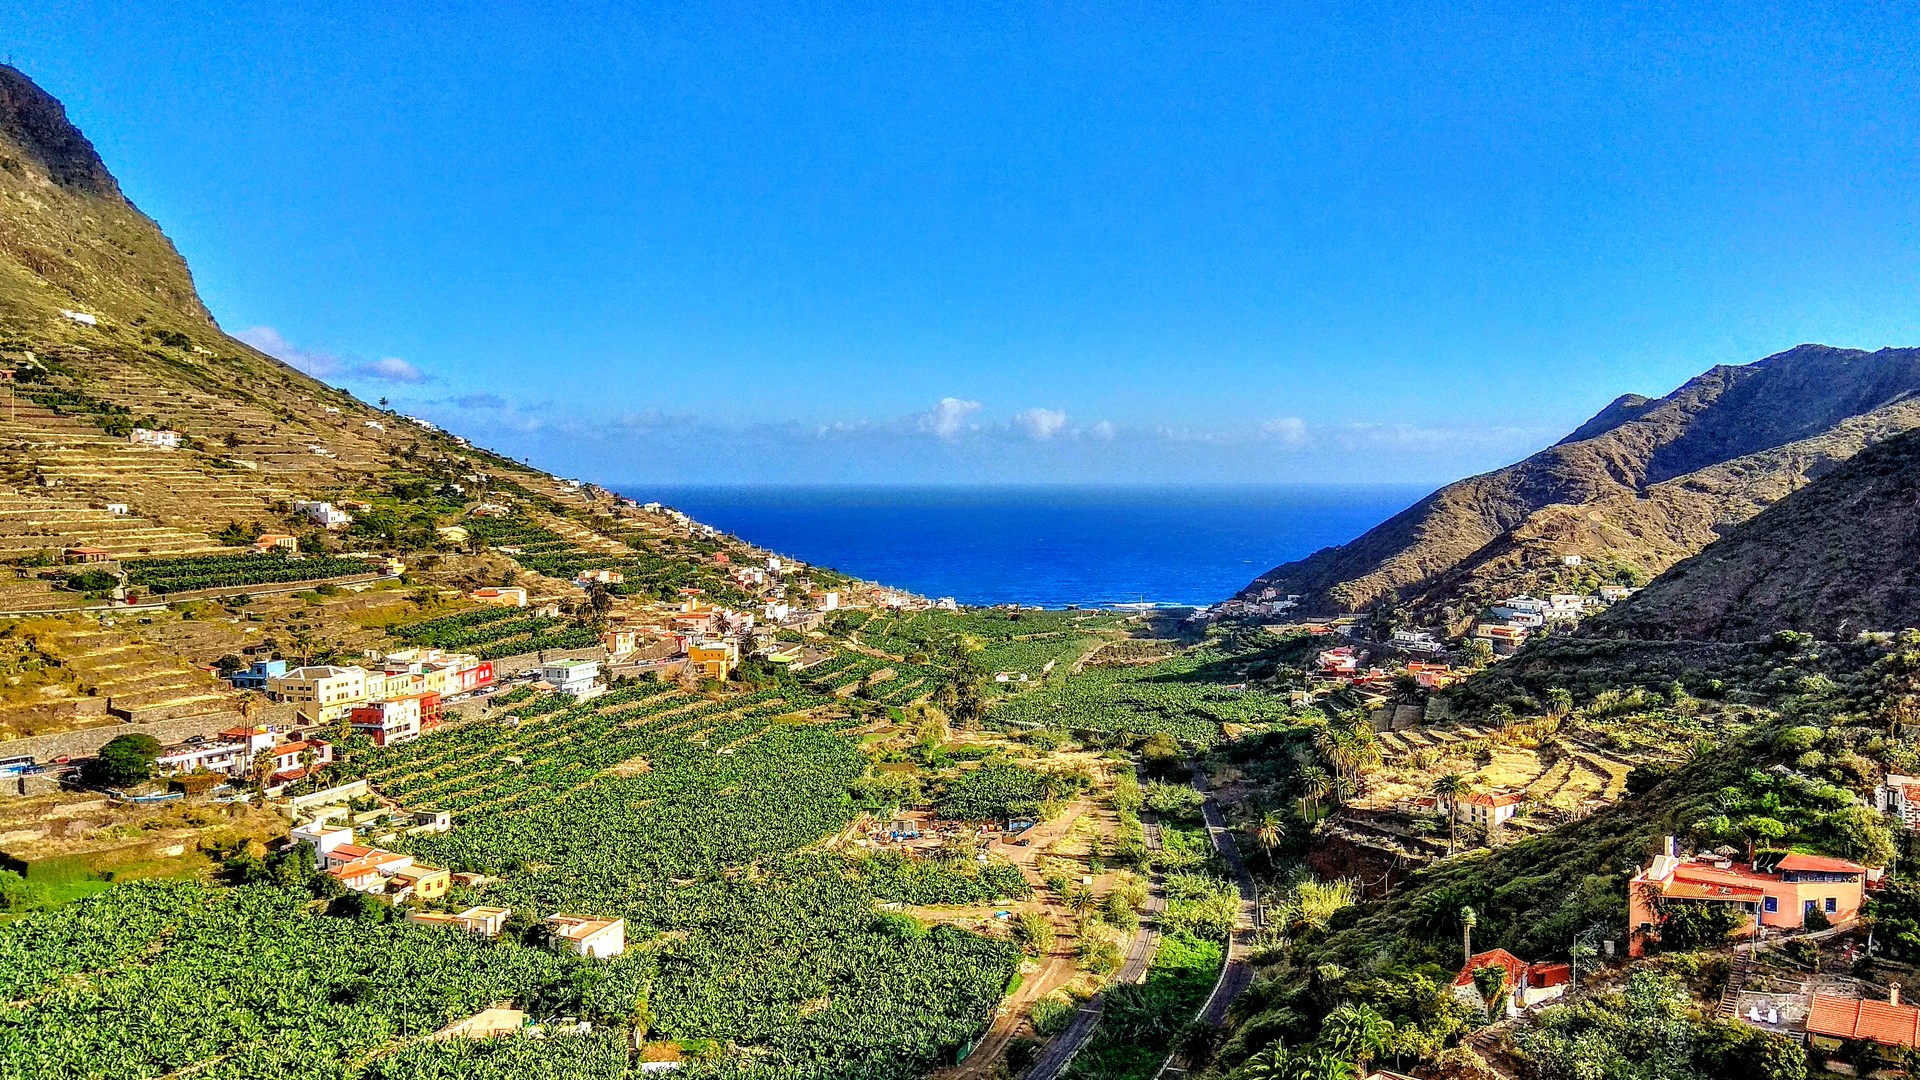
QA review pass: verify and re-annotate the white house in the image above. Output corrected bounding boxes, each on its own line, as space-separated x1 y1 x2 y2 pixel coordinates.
1389 629 1444 654
59 309 97 326
294 501 354 529
290 821 355 866
105 503 129 516
129 427 181 449
545 914 625 959
540 659 603 700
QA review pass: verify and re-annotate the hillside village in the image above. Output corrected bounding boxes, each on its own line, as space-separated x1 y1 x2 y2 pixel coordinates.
10 55 1920 1080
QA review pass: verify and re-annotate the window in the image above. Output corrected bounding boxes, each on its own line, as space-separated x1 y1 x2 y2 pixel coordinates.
1804 900 1818 918
1827 897 1839 913
1764 896 1778 914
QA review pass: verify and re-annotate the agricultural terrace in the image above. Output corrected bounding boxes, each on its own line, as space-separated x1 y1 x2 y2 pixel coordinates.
794 649 950 706
1359 686 1755 830
124 551 375 593
462 515 747 602
329 675 1029 1077
837 608 1137 688
990 636 1323 749
0 880 599 1080
389 605 598 659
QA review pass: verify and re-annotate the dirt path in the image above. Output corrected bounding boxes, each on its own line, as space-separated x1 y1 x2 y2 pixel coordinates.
929 799 1099 1080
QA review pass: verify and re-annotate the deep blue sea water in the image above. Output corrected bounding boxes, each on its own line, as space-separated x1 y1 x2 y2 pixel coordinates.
618 484 1425 609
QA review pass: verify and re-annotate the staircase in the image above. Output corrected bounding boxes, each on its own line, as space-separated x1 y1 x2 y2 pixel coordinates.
1717 950 1757 1017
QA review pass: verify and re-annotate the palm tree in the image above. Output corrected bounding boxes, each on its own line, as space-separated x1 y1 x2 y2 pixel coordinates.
1298 766 1334 824
1432 773 1468 855
1461 905 1478 962
1254 810 1286 855
1235 1043 1293 1080
1319 1004 1394 1071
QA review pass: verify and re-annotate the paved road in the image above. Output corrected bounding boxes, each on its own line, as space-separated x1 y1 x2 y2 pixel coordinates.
1022 804 1167 1080
1155 761 1263 1078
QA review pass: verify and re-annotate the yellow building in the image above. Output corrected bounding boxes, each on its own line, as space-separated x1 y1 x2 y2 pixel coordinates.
390 864 451 902
688 640 739 681
266 665 371 722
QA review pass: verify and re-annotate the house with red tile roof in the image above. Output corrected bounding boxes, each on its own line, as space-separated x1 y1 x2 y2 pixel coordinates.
1451 948 1571 1016
1628 839 1870 956
1807 986 1920 1051
1455 789 1526 828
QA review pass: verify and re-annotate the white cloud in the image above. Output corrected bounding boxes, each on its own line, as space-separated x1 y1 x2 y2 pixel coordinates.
920 397 983 439
236 325 343 378
1087 419 1117 440
1013 407 1069 440
1261 416 1311 447
356 357 426 384
236 326 426 385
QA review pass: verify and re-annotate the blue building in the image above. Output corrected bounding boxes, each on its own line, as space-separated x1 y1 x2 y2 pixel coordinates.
229 659 288 691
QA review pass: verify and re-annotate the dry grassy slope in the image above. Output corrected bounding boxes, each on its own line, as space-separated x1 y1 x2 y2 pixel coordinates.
1588 427 1920 643
1241 344 1920 618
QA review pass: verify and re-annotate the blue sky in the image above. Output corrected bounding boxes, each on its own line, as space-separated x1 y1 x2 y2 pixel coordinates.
7 2 1920 484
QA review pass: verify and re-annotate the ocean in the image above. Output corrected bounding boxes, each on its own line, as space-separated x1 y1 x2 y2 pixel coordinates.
620 484 1426 609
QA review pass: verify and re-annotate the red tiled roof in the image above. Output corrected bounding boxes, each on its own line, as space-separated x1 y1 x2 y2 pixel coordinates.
1464 791 1525 807
1664 880 1766 902
1808 993 1920 1048
1453 949 1527 988
1777 853 1867 874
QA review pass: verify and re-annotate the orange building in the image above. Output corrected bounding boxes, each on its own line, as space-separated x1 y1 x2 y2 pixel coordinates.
1628 841 1869 955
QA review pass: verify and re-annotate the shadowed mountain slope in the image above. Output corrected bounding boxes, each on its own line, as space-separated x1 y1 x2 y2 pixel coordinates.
1236 344 1920 625
1587 427 1920 642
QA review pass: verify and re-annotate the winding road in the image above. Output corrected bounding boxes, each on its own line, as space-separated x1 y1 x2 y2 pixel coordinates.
1155 761 1263 1079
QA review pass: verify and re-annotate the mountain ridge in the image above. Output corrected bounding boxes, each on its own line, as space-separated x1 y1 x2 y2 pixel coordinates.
1234 343 1920 625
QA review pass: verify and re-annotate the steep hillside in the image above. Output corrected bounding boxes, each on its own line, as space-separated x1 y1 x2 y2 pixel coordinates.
0 65 800 740
1588 426 1920 642
1236 344 1920 623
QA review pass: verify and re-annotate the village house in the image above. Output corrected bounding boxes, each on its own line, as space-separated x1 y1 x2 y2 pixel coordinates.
810 590 840 611
129 427 181 449
388 864 451 902
540 659 603 700
1877 773 1920 829
1406 662 1461 691
471 586 528 607
1316 646 1362 675
545 913 625 959
1456 789 1526 828
265 738 333 785
379 649 493 698
688 640 739 682
289 821 354 865
60 308 98 325
252 533 299 554
408 905 513 937
63 546 111 564
105 502 128 515
601 628 640 656
1490 595 1548 627
292 500 354 529
1451 949 1571 1016
154 724 284 780
1389 628 1444 654
1598 584 1638 602
267 665 371 721
1627 840 1870 955
1546 594 1592 622
1473 623 1531 654
348 693 440 746
1806 986 1920 1054
574 568 624 587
